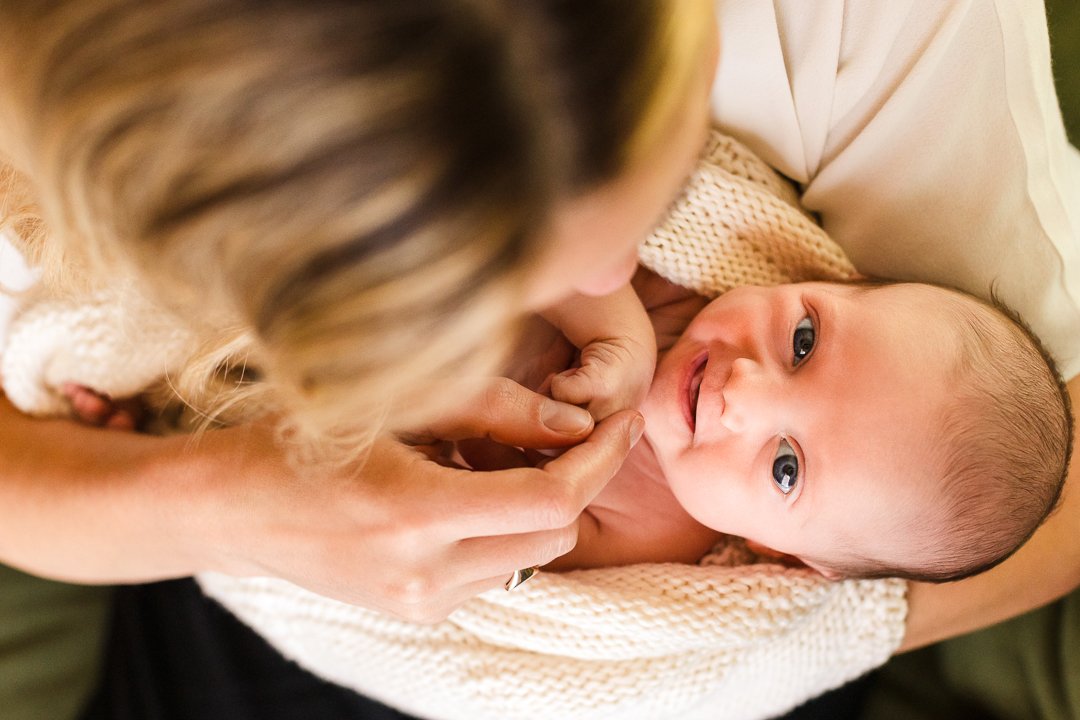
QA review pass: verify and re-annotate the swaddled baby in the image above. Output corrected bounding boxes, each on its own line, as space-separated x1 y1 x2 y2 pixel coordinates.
540 273 1072 583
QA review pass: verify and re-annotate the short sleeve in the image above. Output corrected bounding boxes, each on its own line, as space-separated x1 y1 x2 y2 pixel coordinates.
711 0 1080 378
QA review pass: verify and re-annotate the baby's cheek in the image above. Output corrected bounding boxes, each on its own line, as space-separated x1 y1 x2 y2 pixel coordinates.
676 456 754 527
664 459 713 511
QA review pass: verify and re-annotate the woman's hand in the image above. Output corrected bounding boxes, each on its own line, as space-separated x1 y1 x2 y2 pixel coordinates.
0 381 640 623
190 378 644 623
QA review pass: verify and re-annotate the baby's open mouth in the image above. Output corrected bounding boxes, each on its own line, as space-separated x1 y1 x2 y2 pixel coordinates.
687 357 706 432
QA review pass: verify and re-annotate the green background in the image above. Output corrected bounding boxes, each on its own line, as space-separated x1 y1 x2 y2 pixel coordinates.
1048 0 1079 142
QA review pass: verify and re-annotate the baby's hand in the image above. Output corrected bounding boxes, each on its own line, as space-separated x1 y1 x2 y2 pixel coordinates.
549 334 654 420
61 382 143 431
543 285 656 421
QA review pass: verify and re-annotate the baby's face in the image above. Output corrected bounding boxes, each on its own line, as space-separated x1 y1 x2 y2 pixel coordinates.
641 282 963 574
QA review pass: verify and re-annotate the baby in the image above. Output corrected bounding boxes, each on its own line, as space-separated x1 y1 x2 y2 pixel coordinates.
47 271 1073 584
538 274 1073 583
57 272 1072 583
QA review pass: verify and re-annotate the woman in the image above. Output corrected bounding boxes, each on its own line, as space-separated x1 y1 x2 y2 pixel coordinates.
0 0 709 618
0 0 1076 718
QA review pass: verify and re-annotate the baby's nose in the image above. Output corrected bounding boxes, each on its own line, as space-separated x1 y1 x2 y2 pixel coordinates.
717 356 773 435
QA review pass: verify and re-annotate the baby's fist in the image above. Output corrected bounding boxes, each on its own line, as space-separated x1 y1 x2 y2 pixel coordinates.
550 336 655 420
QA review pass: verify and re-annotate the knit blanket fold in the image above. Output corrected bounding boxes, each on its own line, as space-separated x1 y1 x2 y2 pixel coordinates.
1 128 907 720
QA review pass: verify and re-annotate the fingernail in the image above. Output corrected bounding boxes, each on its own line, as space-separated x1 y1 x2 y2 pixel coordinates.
629 415 645 447
541 402 593 435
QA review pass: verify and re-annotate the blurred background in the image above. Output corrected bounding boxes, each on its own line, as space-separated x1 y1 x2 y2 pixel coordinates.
1047 0 1079 143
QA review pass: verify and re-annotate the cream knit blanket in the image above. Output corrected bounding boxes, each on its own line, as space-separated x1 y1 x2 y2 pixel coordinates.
1 129 907 720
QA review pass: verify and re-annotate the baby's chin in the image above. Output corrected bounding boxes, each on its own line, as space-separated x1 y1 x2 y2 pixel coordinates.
643 350 684 418
644 352 694 452
639 386 670 444
638 395 681 477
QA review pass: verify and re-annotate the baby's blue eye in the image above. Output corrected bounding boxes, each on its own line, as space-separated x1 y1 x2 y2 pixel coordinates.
793 316 815 365
772 439 799 495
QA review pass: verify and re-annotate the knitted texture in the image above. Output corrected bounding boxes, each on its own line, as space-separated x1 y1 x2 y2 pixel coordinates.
1 283 197 417
637 131 857 291
1 128 906 720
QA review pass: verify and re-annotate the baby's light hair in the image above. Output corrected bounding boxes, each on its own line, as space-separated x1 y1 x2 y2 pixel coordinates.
808 284 1073 583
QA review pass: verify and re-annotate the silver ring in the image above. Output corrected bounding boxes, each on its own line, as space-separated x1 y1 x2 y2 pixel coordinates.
504 566 539 591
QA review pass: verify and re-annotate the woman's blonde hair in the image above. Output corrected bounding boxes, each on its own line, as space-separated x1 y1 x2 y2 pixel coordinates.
0 0 712 462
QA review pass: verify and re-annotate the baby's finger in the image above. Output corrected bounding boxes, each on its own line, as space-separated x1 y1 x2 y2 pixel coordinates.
64 385 112 426
549 368 605 407
551 367 631 420
104 411 138 432
112 397 147 430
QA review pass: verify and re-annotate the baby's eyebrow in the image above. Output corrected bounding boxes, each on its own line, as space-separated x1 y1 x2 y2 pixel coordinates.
809 290 840 352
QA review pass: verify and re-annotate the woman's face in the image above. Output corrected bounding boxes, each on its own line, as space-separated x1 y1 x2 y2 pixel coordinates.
524 21 719 309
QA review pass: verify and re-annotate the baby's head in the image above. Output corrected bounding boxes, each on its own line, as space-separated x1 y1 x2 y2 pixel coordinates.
642 280 1072 583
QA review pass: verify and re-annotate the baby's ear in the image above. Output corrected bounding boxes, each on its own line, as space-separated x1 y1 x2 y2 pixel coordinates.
744 539 782 558
798 557 843 580
745 540 807 567
742 540 843 579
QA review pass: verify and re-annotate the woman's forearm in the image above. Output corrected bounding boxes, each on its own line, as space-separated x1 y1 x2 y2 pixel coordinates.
0 394 226 582
900 374 1080 651
0 382 642 623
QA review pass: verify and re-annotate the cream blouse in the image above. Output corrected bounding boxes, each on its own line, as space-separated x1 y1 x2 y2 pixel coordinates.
711 0 1080 377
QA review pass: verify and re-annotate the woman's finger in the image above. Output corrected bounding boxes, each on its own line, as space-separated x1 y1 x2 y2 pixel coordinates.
404 377 594 448
453 526 579 578
428 410 643 538
375 530 573 623
384 574 527 625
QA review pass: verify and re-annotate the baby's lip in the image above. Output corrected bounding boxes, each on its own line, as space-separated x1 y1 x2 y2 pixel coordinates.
696 352 729 433
684 352 708 434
